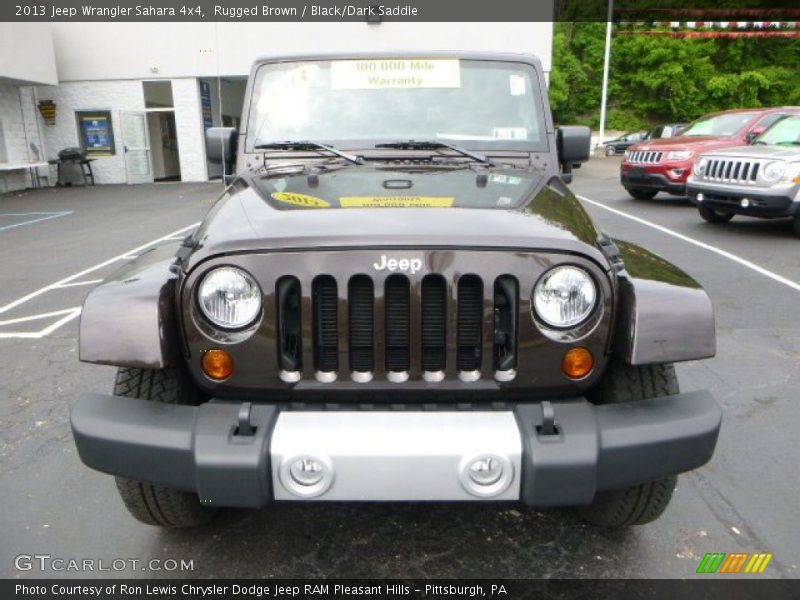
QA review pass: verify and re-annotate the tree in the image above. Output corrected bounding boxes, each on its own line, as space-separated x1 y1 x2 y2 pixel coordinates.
550 22 800 128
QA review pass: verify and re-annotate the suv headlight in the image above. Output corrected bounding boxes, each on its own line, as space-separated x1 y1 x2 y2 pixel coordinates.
762 161 786 183
666 150 693 160
533 266 597 329
781 162 800 184
695 157 708 174
198 266 262 329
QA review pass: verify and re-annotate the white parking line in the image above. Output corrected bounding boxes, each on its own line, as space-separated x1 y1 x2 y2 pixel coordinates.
0 307 81 325
55 279 104 289
0 307 82 339
577 194 800 293
0 222 199 316
0 222 200 339
0 211 73 232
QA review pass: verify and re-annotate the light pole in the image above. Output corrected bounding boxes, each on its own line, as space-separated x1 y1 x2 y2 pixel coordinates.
598 0 614 149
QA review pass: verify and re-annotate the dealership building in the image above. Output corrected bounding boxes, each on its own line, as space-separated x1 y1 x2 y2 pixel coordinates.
0 22 552 192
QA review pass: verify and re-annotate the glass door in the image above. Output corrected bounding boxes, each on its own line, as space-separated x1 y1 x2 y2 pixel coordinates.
121 111 153 184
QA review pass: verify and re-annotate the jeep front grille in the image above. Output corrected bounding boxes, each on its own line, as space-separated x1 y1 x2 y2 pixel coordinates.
348 275 374 373
421 275 447 373
627 150 663 164
700 159 760 184
312 276 338 374
384 274 411 375
456 275 483 374
276 273 518 383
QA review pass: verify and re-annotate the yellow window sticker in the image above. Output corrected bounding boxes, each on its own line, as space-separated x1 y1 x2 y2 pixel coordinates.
271 192 331 208
330 59 461 90
340 196 455 208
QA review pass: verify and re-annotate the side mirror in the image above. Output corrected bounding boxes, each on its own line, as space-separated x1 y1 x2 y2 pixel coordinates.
746 128 764 144
556 126 591 183
206 127 238 185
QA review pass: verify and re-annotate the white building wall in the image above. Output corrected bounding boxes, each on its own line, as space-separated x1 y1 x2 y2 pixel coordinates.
0 83 45 192
0 24 57 86
34 77 209 184
20 87 48 163
172 78 207 182
36 80 144 184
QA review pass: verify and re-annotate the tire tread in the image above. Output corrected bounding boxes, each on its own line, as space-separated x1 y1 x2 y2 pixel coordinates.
577 361 679 527
112 367 218 528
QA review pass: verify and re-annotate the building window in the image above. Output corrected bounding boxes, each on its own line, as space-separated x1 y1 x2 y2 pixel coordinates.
143 81 174 108
76 111 115 157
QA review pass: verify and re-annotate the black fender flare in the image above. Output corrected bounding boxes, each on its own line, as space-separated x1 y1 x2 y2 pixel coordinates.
612 239 716 365
79 240 182 369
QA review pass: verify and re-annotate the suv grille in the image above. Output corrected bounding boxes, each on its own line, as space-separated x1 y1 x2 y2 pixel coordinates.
276 273 519 383
699 159 760 184
627 150 663 164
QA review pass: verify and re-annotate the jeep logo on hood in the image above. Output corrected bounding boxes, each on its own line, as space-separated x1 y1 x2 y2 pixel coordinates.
374 255 423 274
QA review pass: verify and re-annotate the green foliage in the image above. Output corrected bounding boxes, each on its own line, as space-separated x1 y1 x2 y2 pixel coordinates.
550 23 800 127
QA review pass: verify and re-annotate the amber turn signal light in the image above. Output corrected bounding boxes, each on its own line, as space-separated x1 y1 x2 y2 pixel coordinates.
202 349 234 380
562 347 594 379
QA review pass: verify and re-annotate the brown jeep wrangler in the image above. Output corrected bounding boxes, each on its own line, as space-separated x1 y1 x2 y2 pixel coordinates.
71 53 721 528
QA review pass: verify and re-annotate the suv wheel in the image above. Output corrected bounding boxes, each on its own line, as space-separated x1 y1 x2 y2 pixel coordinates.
698 206 734 224
113 367 219 528
605 146 615 156
793 215 800 238
626 187 658 201
576 361 680 528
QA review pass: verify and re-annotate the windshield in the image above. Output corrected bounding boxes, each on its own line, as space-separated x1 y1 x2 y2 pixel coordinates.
681 112 758 137
248 58 548 152
756 115 800 145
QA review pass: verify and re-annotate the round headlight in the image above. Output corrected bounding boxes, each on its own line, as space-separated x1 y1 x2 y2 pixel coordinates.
533 266 597 329
695 157 708 175
762 161 785 182
198 267 262 329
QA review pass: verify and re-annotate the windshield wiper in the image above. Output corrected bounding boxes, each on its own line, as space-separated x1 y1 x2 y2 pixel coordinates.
374 140 496 166
254 141 362 165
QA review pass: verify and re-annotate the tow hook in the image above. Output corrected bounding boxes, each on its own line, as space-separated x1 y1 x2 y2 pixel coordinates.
537 401 559 437
235 402 256 436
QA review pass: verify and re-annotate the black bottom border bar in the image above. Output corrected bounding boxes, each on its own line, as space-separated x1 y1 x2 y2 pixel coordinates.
5 579 798 600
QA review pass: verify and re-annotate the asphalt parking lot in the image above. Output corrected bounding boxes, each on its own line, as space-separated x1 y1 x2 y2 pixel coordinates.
1 159 798 580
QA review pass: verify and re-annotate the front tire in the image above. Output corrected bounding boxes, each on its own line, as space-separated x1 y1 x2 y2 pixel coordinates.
113 367 219 528
698 206 734 223
577 361 680 528
793 215 800 238
626 187 658 201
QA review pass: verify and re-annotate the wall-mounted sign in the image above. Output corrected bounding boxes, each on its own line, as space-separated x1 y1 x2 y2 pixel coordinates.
38 100 57 125
200 81 213 130
76 111 115 156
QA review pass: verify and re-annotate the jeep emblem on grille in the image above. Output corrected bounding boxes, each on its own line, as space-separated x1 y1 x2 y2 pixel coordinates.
373 255 423 274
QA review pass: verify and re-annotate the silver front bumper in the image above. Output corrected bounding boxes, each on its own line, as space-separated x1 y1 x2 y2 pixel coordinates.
71 391 722 508
271 411 521 501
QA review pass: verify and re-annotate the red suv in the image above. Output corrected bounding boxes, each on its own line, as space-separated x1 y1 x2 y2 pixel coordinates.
620 107 800 200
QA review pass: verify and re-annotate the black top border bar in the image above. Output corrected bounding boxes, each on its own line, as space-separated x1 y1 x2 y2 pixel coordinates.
3 1 799 23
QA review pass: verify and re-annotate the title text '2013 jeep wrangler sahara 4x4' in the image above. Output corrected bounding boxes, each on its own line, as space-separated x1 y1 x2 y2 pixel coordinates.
71 53 721 529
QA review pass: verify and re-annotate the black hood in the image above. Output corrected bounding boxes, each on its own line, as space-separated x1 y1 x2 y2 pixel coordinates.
185 167 605 271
